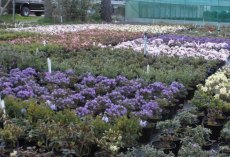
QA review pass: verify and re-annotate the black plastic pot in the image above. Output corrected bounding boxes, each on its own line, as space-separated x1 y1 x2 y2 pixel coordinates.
138 124 155 143
173 139 182 156
204 118 224 140
152 141 176 155
94 150 112 157
147 115 162 123
218 142 230 155
202 140 213 150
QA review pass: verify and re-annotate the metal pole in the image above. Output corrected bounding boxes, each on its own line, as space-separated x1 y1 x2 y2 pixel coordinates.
12 0 15 24
217 0 220 32
144 32 148 57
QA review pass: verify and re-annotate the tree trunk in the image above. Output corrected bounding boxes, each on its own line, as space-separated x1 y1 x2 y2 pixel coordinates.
44 0 53 19
0 0 11 15
0 0 2 15
101 0 112 22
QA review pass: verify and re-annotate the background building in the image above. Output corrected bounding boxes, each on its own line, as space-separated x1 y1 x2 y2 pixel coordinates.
125 0 230 24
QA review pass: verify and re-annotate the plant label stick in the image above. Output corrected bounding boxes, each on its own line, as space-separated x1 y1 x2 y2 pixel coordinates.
0 96 2 109
1 100 5 115
36 48 39 56
144 32 148 56
60 16 63 23
147 64 150 74
43 40 47 46
47 58 52 73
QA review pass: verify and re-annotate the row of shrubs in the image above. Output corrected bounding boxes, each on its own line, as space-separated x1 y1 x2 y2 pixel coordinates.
0 45 224 89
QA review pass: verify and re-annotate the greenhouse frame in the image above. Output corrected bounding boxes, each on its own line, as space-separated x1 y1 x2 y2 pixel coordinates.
125 0 230 24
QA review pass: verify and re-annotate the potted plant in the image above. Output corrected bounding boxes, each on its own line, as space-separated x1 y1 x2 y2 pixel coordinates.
156 119 181 141
182 125 212 150
203 116 224 140
138 120 156 143
95 128 124 157
113 116 141 150
0 121 24 148
118 144 174 157
207 108 226 123
178 142 217 157
175 110 198 128
153 119 181 155
220 121 230 142
218 143 230 155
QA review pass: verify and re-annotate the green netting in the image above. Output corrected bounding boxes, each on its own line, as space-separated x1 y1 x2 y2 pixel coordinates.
126 0 230 23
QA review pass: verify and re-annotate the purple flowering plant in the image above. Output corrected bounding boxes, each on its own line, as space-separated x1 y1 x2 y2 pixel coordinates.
0 67 186 119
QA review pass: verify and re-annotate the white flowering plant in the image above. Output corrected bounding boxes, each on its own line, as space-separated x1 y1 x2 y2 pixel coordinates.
96 129 124 154
192 67 230 111
197 67 230 102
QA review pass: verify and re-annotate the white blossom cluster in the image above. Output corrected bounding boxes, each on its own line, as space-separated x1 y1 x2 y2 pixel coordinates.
7 24 185 35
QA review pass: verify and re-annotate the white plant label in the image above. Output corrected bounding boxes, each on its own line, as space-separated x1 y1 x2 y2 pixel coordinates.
47 58 52 73
147 64 150 74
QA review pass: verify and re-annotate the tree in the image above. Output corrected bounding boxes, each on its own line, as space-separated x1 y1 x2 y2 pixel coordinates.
101 0 112 22
44 0 53 19
0 0 11 15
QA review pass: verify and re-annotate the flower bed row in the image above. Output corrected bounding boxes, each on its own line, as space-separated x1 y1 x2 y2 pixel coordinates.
0 67 229 156
0 67 186 119
0 94 229 156
8 30 142 51
156 34 230 50
0 47 223 89
112 37 230 61
7 24 186 35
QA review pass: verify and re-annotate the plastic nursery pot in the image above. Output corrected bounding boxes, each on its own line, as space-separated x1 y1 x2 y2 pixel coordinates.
170 137 182 157
94 150 114 157
138 123 156 143
185 87 196 100
201 140 214 151
152 141 176 155
120 142 139 153
203 117 224 140
161 109 172 120
147 115 162 123
218 142 230 155
89 144 100 157
197 114 205 125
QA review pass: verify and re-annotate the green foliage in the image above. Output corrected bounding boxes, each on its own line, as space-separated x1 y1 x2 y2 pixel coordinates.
0 44 64 71
0 30 37 40
178 142 216 157
0 44 221 88
113 116 141 146
92 116 111 139
53 109 80 125
4 96 27 118
26 101 54 123
0 122 24 147
3 96 95 156
5 96 54 122
221 120 230 141
0 15 43 24
51 48 221 88
0 45 45 71
182 125 211 146
175 110 198 126
156 119 181 134
119 144 174 157
191 90 229 111
48 0 91 22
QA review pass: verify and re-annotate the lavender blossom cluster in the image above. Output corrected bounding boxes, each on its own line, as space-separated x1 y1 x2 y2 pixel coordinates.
0 68 186 119
113 34 230 61
156 34 230 50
